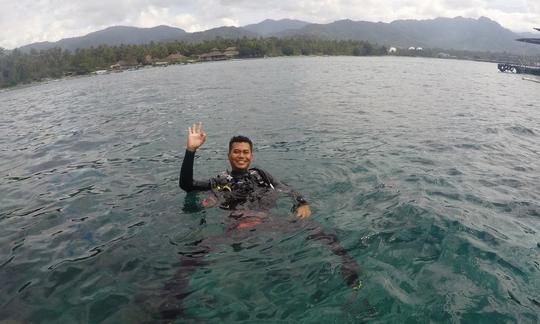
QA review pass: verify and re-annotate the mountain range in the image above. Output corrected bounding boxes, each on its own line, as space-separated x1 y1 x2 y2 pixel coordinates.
17 17 540 55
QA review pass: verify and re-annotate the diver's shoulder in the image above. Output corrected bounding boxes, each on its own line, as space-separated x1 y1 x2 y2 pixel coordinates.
249 167 276 184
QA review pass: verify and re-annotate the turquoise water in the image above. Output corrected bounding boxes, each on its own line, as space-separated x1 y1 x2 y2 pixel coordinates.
1 56 539 323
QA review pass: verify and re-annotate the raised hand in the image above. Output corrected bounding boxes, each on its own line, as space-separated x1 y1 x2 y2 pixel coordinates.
186 122 207 152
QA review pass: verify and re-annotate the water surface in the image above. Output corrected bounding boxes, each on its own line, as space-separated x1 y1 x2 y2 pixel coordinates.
1 56 539 323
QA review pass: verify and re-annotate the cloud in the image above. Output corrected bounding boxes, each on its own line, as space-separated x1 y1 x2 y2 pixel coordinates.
221 18 240 27
1 0 539 49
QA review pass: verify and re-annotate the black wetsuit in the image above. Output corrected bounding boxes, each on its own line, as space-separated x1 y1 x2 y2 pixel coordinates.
179 149 307 211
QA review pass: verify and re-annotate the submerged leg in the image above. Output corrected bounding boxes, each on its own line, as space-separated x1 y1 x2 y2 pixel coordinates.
253 217 361 287
305 227 361 287
298 220 377 318
158 244 211 319
157 231 236 320
277 218 361 288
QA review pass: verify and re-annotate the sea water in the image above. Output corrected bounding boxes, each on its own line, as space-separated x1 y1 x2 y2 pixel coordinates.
1 56 539 323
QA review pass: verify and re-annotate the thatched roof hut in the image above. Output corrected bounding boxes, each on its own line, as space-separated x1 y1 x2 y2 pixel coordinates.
166 53 186 62
199 49 227 61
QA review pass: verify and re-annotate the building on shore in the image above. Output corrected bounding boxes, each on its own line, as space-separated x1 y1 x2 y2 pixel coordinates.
199 47 239 61
165 53 186 63
199 48 227 61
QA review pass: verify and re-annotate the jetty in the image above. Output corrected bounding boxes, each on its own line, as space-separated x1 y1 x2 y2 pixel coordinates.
497 27 540 76
498 63 540 76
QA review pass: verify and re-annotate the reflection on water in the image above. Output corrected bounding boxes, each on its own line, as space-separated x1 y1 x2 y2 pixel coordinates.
0 57 539 322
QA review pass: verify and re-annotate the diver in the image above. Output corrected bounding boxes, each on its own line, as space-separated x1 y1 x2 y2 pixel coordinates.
179 122 311 219
158 122 364 320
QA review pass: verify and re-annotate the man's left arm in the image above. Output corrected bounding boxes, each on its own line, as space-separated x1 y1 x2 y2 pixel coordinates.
262 170 312 219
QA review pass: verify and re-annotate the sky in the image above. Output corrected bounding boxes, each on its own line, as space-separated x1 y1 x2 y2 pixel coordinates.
1 0 539 49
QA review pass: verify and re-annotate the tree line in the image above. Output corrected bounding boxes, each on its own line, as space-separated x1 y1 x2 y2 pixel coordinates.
0 37 388 88
3 36 535 89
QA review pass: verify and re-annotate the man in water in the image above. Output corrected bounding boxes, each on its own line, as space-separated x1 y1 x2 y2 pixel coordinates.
159 123 362 320
179 122 311 221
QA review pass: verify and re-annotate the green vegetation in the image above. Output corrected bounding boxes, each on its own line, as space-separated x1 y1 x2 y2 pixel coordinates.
0 37 388 88
1 36 537 89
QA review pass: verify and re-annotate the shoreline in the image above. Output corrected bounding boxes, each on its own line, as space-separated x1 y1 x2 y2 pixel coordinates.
0 54 498 92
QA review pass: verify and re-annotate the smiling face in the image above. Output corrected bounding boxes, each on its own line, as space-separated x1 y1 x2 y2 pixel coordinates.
228 142 253 171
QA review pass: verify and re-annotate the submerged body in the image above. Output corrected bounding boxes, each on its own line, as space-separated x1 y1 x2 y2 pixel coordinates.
159 204 363 320
159 124 361 319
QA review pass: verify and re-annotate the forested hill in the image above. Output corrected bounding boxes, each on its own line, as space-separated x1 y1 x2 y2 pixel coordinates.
278 17 538 54
15 17 540 55
243 19 310 36
18 25 188 52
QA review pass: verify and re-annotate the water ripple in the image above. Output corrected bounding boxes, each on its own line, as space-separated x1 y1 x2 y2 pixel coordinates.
0 57 539 322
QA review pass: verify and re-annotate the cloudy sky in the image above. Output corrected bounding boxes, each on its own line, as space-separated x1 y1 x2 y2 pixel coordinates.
1 0 539 49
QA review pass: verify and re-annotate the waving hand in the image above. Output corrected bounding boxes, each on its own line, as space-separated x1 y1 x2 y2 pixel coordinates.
186 122 207 152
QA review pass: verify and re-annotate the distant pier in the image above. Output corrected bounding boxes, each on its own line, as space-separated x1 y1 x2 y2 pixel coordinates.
498 63 540 76
497 27 540 77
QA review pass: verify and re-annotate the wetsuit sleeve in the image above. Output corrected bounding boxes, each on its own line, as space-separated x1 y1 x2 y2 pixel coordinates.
179 150 212 192
262 170 308 207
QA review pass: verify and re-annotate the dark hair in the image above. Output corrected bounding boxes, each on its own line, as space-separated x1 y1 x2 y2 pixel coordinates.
229 135 253 152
